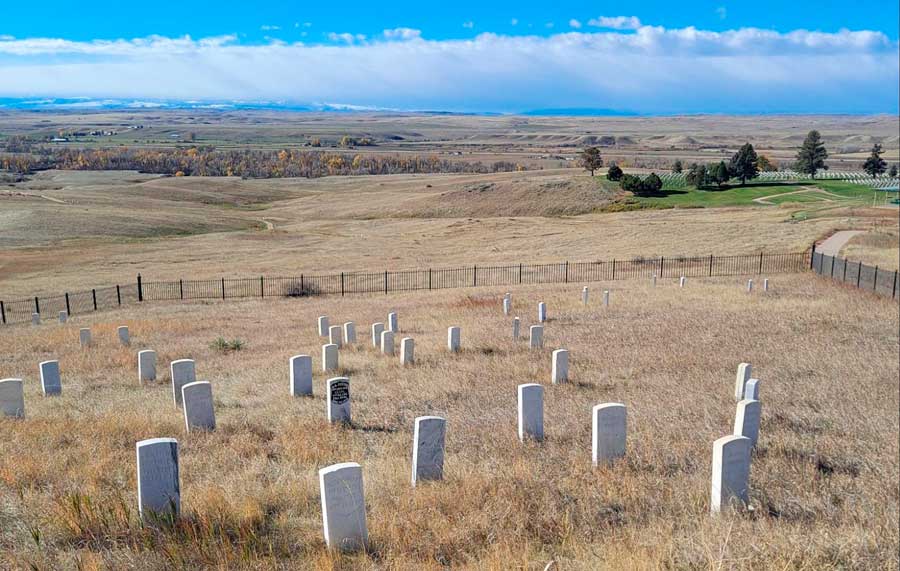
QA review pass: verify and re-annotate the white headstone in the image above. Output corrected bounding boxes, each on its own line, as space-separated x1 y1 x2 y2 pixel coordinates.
323 344 339 372
138 350 157 383
39 360 61 396
512 317 520 340
679 276 686 288
517 383 544 442
400 337 415 365
592 403 627 466
538 302 547 323
603 290 610 306
387 311 399 333
0 378 25 418
710 435 751 514
551 349 569 384
734 363 752 401
182 381 216 432
747 279 753 293
58 311 68 323
329 325 343 349
411 416 446 485
529 325 543 349
733 399 761 447
763 279 769 292
31 312 40 326
371 323 385 348
343 322 357 345
170 359 196 407
118 325 130 346
290 354 313 396
326 377 351 424
319 462 367 552
79 328 92 347
744 378 760 401
136 438 180 521
652 274 657 287
447 326 460 353
318 316 329 337
582 286 589 305
380 331 395 356
503 297 511 315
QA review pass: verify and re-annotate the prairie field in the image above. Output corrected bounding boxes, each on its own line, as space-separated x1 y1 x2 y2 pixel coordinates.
0 273 897 570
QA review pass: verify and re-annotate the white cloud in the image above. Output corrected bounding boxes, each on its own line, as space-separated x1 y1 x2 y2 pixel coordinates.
462 21 474 29
0 27 895 113
569 19 582 29
383 28 422 41
260 25 281 31
588 16 642 30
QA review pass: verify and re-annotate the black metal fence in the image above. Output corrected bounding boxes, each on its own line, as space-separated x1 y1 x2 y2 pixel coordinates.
0 251 810 326
811 251 898 300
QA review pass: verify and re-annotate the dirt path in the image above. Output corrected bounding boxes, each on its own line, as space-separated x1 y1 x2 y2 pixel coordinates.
817 230 864 256
753 186 843 205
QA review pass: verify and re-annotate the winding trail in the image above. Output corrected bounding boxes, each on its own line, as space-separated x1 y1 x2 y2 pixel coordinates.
817 230 864 256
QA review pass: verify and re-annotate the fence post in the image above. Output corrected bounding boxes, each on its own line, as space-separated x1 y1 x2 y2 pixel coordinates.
116 285 121 305
221 278 225 300
809 244 816 270
758 252 763 274
873 266 878 291
137 274 143 302
843 259 848 282
830 256 835 278
564 261 569 283
429 268 432 290
857 262 862 288
473 266 477 287
384 271 388 295
341 272 345 297
260 276 264 298
660 256 664 278
300 274 304 295
893 270 897 299
65 293 70 316
612 259 616 281
92 289 97 311
34 296 40 315
0 301 5 325
709 254 713 276
179 279 183 299
518 263 523 284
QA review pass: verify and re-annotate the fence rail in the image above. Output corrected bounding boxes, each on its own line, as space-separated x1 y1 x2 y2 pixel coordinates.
811 251 898 300
0 251 811 325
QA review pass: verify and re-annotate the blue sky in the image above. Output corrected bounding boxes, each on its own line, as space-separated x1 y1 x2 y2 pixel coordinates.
1 1 898 113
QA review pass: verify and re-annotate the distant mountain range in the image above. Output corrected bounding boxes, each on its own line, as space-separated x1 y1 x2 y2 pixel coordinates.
0 97 639 116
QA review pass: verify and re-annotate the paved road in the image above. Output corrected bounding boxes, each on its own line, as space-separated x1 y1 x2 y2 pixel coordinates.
817 230 864 256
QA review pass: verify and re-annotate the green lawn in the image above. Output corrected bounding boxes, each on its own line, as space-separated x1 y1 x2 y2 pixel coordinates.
621 179 888 208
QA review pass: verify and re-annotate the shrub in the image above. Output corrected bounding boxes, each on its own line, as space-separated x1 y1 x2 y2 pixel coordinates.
211 337 245 353
606 163 623 181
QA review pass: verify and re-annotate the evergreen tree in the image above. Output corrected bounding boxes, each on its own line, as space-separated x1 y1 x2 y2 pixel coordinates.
606 163 623 181
713 161 730 188
672 159 683 173
862 143 887 177
890 164 898 178
795 130 829 178
579 146 603 176
729 143 759 185
685 163 708 188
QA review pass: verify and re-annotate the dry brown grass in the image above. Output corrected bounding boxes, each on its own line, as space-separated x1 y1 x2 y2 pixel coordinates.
0 274 897 570
840 227 900 271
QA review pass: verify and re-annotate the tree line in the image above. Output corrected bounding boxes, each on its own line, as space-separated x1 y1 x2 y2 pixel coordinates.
0 146 522 178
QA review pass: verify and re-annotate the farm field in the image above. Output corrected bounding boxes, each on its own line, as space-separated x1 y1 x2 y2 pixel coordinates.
0 274 897 570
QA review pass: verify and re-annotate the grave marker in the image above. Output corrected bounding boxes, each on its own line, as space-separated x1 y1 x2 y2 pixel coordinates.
538 302 547 323
329 325 343 349
529 325 543 349
118 325 130 346
503 297 511 315
411 416 446 485
343 322 357 344
603 290 610 306
747 279 753 293
138 350 157 383
182 381 216 432
744 378 760 401
517 383 544 441
319 462 367 552
136 438 180 521
0 378 25 418
388 311 399 333
79 328 92 347
32 312 40 326
680 276 686 288
734 363 752 401
39 360 61 396
652 274 657 287
58 311 68 323
582 286 589 305
512 317 520 340
592 403 627 466
326 377 351 423
170 359 196 407
323 344 339 372
710 435 751 514
371 323 385 348
400 337 415 365
447 326 460 353
318 316 329 337
763 279 769 292
290 354 313 396
551 349 569 384
733 399 761 447
380 331 395 356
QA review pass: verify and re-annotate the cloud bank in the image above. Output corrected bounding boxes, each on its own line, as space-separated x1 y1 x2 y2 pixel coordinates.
0 24 896 114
